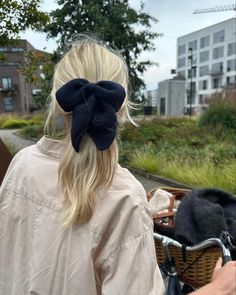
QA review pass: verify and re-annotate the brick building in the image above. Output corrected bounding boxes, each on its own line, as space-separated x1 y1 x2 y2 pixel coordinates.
0 39 45 113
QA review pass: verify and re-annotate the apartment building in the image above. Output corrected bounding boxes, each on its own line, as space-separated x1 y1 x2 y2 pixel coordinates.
177 18 236 113
0 39 44 113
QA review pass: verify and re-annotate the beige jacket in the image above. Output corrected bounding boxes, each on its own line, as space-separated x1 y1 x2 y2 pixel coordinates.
0 136 165 295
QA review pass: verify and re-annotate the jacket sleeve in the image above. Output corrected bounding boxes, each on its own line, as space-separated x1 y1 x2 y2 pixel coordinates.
100 227 165 295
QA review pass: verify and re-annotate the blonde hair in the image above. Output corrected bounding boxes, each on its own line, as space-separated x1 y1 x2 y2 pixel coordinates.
45 36 131 226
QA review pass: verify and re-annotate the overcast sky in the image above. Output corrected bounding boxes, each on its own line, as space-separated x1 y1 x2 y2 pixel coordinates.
20 0 236 90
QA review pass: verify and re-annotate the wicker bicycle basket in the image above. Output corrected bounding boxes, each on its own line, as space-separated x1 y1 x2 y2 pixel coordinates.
148 187 223 289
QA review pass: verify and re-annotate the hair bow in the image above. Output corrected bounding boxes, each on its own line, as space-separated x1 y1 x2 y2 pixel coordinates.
56 78 126 152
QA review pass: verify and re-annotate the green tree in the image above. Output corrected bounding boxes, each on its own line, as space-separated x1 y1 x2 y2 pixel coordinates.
46 0 160 99
0 0 49 46
20 50 59 110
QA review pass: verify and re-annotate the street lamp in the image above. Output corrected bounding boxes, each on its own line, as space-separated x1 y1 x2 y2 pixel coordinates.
188 48 193 116
188 48 197 116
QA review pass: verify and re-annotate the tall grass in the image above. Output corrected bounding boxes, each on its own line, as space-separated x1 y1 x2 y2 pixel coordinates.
129 144 236 194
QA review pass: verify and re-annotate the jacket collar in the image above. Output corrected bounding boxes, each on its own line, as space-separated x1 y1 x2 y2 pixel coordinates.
36 136 68 159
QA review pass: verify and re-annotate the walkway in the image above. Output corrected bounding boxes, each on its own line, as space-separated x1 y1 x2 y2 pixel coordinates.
0 129 35 151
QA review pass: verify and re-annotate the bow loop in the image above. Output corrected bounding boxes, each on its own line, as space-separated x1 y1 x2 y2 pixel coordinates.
55 78 126 151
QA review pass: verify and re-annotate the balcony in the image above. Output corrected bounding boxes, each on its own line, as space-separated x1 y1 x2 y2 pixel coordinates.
186 87 196 94
0 85 16 93
209 69 224 76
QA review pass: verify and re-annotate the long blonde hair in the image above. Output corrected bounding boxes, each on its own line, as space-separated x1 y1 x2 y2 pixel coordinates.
45 37 131 226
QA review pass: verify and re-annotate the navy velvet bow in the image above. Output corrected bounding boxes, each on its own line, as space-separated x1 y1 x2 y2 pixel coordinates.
56 79 126 152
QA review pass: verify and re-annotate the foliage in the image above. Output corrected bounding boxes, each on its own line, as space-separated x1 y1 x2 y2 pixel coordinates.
19 124 44 140
0 0 49 46
199 91 236 130
120 116 236 194
129 143 236 194
1 119 28 129
0 113 45 128
46 0 160 97
20 51 59 110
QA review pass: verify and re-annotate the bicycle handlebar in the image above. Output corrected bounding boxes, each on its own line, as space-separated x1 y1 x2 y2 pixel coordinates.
153 232 232 265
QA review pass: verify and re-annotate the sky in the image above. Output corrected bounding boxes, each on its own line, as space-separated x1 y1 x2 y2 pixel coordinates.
20 0 236 90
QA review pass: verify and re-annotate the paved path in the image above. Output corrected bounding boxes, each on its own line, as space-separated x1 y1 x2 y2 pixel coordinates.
0 129 35 151
132 172 164 193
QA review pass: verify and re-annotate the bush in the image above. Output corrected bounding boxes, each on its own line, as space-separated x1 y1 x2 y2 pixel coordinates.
0 112 45 129
1 119 29 129
198 91 236 129
19 124 44 140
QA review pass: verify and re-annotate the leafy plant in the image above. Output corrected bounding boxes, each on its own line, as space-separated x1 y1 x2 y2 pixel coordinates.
0 0 49 46
19 124 44 140
199 91 236 130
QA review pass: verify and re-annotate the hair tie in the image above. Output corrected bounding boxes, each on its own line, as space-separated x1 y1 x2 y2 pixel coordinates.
56 78 126 152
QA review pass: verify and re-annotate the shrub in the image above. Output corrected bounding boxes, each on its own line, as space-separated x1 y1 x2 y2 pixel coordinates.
0 112 45 129
19 124 44 140
1 119 28 129
198 91 236 129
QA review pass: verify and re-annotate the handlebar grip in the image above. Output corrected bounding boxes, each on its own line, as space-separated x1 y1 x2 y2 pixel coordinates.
222 255 231 265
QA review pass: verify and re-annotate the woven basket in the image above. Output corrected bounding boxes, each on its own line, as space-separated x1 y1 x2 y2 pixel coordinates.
147 187 190 227
148 187 223 288
154 238 222 288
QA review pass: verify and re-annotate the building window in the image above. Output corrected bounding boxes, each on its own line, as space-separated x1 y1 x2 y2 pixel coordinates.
213 46 224 59
178 44 186 56
11 48 24 52
177 57 186 68
199 65 209 77
199 80 208 90
227 59 236 72
188 40 197 51
2 77 12 90
200 35 210 48
199 95 204 104
4 97 13 112
228 42 236 56
188 67 197 78
212 62 224 74
212 78 221 89
187 93 195 105
187 81 196 92
213 30 225 44
177 70 185 79
226 76 236 86
200 50 209 63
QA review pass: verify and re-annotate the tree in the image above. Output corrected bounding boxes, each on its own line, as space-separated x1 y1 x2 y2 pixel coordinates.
0 0 49 46
20 50 59 110
46 0 160 99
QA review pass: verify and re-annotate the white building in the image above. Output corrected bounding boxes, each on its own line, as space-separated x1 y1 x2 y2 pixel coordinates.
146 89 158 107
177 18 236 114
157 78 185 116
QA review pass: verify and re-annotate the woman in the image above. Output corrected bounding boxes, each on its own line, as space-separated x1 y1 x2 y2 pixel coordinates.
0 37 235 295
